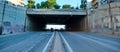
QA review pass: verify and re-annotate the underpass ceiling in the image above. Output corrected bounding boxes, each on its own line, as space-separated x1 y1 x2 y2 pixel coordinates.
28 14 85 24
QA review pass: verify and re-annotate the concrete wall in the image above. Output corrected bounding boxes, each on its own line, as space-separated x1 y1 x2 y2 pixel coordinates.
88 2 120 35
0 1 4 34
0 1 26 34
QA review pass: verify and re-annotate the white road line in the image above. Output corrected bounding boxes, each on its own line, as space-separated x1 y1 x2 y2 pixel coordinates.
42 32 55 52
59 32 74 52
18 33 44 52
78 35 120 51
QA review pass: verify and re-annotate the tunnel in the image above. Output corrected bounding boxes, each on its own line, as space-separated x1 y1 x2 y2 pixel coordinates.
26 14 87 31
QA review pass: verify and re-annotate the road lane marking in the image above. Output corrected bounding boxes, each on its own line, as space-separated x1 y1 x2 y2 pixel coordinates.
59 32 73 52
42 32 55 52
78 35 120 51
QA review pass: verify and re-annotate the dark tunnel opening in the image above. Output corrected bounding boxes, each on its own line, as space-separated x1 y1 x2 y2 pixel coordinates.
26 14 87 31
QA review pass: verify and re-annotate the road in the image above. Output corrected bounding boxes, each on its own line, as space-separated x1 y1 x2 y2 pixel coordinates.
61 32 120 52
0 32 120 52
0 32 53 52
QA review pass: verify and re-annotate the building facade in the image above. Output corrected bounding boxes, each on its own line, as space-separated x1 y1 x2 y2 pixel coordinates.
7 0 24 6
92 0 120 7
81 0 87 4
91 0 99 9
0 0 26 34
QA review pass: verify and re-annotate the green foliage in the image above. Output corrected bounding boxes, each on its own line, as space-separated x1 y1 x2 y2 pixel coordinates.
24 5 28 8
40 1 48 8
80 3 87 9
48 0 56 6
76 7 79 9
71 7 74 9
28 0 35 3
36 3 40 9
62 4 71 9
54 4 61 9
47 0 56 9
27 3 35 8
40 0 56 9
27 0 35 8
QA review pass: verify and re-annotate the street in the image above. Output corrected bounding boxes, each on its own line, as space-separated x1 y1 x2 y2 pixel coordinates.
0 0 120 52
0 32 120 52
0 32 53 52
61 32 120 52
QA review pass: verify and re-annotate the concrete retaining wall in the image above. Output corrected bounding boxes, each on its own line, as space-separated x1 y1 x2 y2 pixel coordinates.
88 2 120 36
0 1 26 34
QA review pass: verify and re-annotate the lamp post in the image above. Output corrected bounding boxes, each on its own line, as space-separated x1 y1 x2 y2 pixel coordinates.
108 0 115 35
0 0 7 34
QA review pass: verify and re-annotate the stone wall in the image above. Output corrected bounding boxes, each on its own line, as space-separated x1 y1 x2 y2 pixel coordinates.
88 2 120 35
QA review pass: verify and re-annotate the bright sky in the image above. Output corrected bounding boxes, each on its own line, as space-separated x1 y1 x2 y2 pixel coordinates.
87 0 92 2
46 24 66 30
25 0 92 7
25 0 82 7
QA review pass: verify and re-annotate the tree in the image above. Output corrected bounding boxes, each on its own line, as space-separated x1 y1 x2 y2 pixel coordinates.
27 0 35 8
80 3 86 9
47 0 56 8
62 4 71 9
40 1 48 8
24 3 26 7
71 7 74 9
36 3 40 9
40 0 57 9
54 4 61 9
76 7 79 9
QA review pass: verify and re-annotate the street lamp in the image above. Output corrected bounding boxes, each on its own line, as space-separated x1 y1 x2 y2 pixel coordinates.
0 0 7 34
108 0 115 35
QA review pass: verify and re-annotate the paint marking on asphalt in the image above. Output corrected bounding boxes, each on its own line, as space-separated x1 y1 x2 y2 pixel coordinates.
18 33 44 52
42 32 55 52
59 32 74 52
78 35 120 51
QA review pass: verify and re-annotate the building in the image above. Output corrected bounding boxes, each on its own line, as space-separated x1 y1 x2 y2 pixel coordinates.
99 0 108 5
7 0 24 6
91 0 114 8
91 0 99 9
81 0 87 4
99 0 120 6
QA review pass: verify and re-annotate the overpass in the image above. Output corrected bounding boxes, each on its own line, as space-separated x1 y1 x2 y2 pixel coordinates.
26 9 87 31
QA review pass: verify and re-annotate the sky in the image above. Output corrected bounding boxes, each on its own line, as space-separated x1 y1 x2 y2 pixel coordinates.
25 0 92 7
25 0 82 7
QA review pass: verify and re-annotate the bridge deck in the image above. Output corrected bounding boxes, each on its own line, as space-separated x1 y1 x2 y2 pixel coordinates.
27 9 87 15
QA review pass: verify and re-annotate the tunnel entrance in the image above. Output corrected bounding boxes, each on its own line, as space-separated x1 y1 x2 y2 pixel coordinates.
27 14 87 31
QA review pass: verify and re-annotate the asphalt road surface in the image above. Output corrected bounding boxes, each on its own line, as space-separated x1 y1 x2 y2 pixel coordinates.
61 32 120 52
0 32 120 52
0 32 53 52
